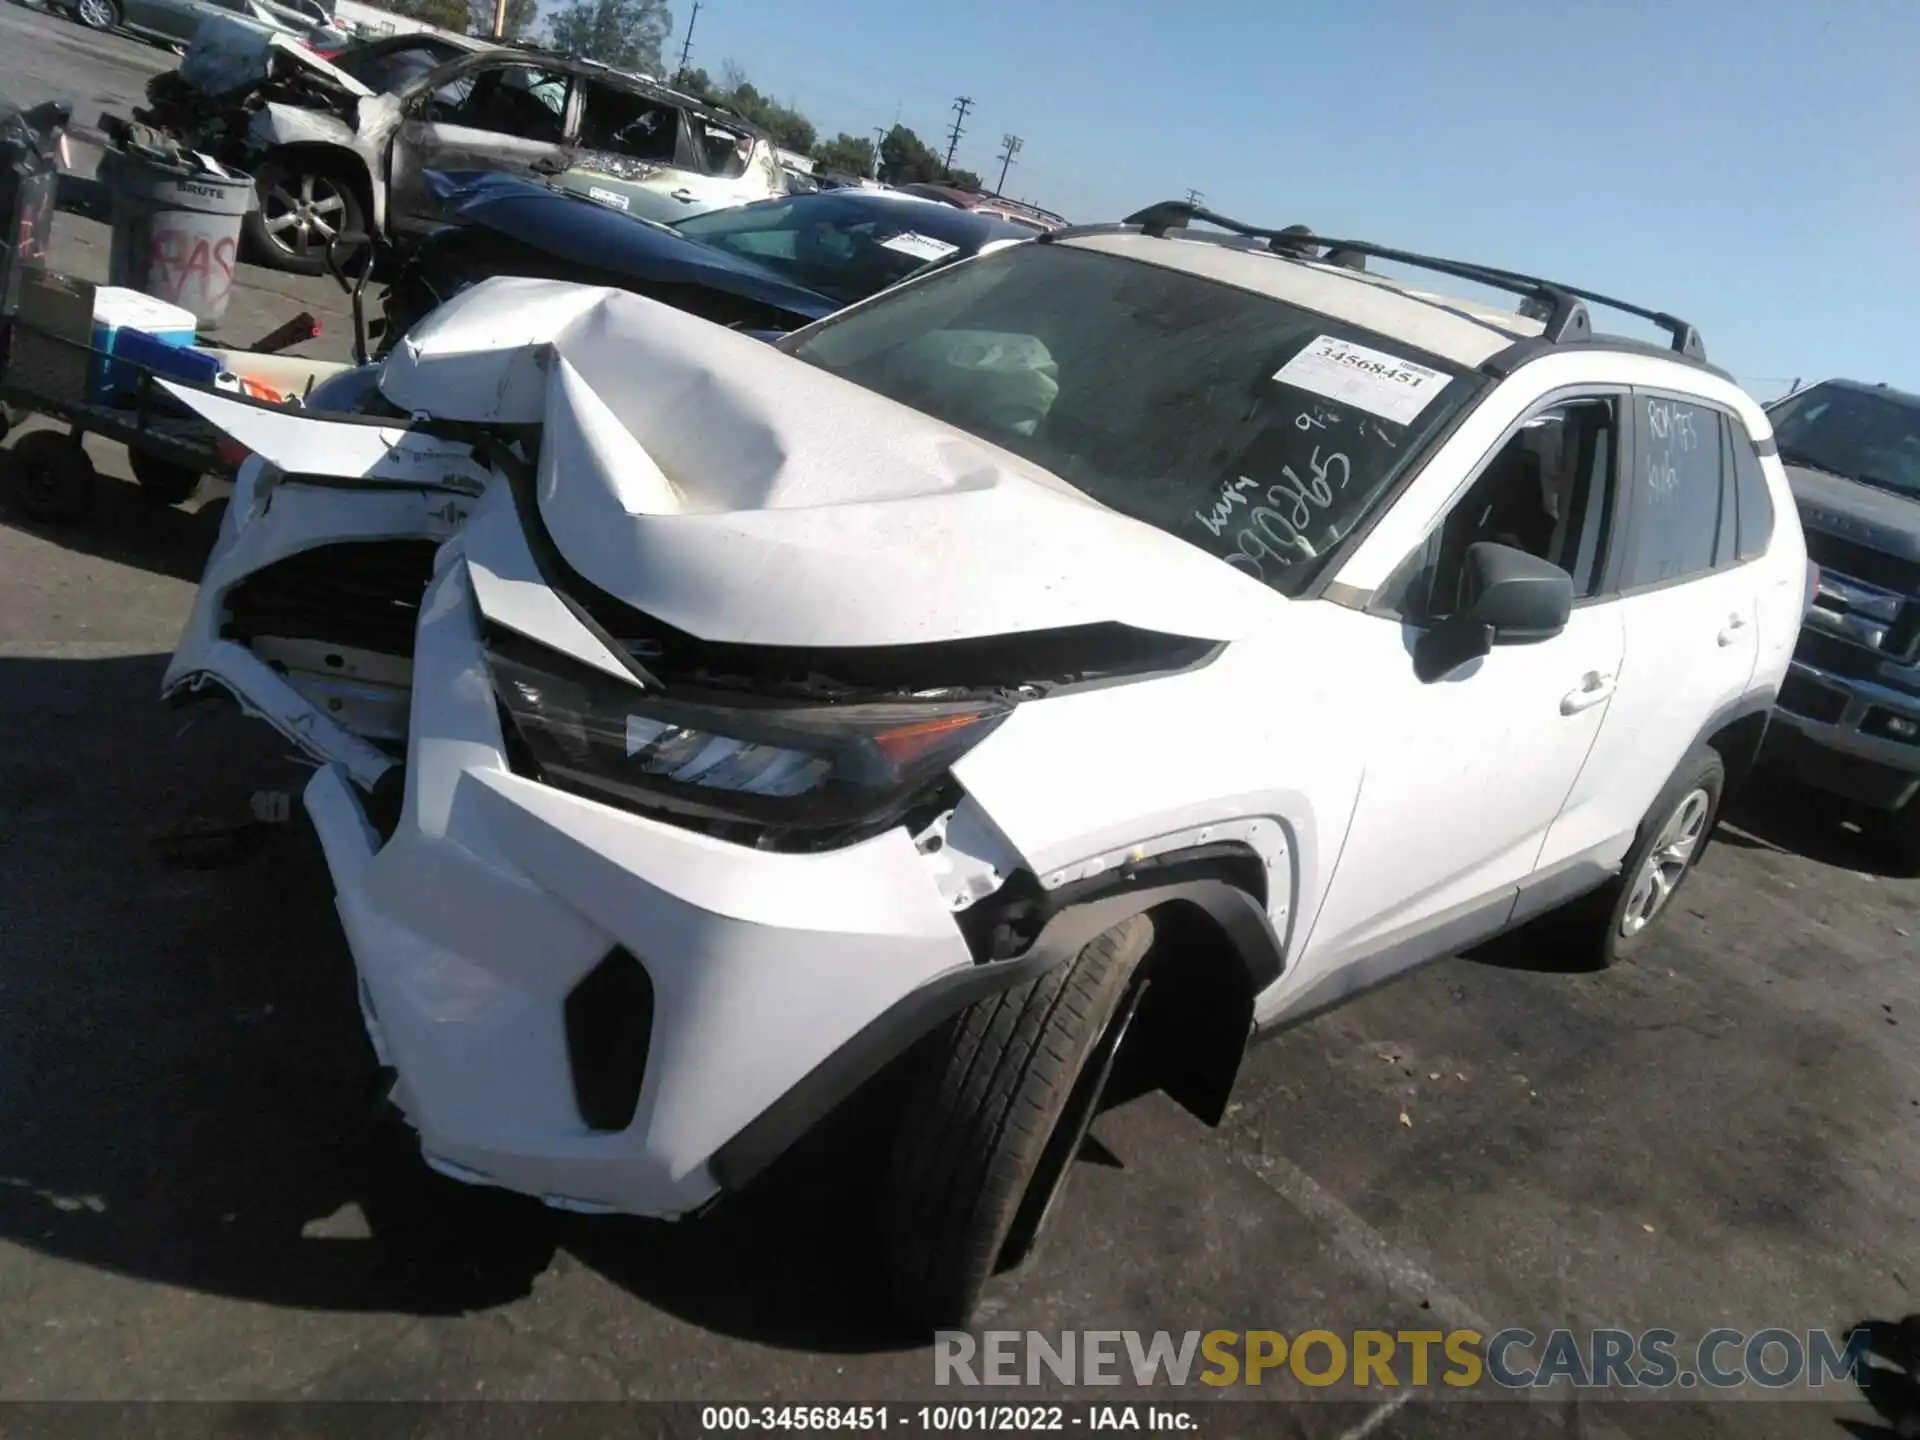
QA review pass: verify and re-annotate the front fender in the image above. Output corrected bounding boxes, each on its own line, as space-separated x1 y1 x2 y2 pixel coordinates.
250 105 357 151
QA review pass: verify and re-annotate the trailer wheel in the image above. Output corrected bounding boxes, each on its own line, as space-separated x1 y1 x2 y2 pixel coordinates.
129 449 202 505
8 430 97 524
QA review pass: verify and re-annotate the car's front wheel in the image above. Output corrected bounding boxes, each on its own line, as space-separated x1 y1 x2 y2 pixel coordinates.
244 156 365 275
879 915 1154 1328
73 0 118 30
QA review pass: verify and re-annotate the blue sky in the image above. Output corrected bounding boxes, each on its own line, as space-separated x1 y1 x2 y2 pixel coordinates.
662 0 1918 400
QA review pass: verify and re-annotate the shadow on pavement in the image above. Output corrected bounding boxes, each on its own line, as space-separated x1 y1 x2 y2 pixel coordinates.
1716 771 1911 881
0 650 921 1353
0 434 226 583
1835 1313 1920 1438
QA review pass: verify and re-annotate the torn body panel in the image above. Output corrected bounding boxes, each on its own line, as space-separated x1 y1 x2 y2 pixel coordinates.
249 103 359 149
143 24 371 164
160 383 491 785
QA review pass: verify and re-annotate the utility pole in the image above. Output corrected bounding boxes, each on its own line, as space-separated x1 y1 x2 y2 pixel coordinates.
674 0 700 80
491 0 506 38
1184 188 1204 207
943 96 973 177
870 125 886 182
993 133 1022 195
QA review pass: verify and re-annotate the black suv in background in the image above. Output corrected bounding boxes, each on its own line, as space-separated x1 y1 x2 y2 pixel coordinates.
1761 379 1920 865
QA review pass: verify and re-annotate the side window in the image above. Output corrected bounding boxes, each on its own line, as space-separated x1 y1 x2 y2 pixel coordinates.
1394 395 1620 620
577 81 682 163
697 121 753 178
435 64 570 144
1730 422 1776 560
1714 421 1739 569
1618 397 1726 590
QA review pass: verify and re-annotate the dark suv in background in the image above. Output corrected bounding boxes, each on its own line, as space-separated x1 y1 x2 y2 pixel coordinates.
1761 379 1920 865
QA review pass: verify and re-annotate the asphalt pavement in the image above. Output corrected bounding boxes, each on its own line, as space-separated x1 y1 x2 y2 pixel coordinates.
0 7 1915 1435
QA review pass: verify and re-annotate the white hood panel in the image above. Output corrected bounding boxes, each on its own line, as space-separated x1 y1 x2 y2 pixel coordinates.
381 278 1256 648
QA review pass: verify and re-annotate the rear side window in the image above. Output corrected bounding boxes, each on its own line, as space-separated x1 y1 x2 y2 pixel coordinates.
1619 396 1727 589
577 81 683 164
1730 422 1776 560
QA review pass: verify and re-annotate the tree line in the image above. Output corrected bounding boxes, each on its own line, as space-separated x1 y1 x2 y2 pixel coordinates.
376 0 989 190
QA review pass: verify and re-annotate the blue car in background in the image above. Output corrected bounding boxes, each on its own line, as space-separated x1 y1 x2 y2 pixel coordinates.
378 173 1034 354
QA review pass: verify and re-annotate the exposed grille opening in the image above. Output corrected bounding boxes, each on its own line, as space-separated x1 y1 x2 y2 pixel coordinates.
1801 531 1920 598
1793 628 1886 684
564 948 654 1132
1886 606 1920 667
224 541 442 656
1862 707 1920 746
1778 672 1848 725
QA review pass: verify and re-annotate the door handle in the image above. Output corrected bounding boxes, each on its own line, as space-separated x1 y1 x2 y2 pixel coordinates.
670 188 696 202
1717 614 1749 647
1560 671 1616 715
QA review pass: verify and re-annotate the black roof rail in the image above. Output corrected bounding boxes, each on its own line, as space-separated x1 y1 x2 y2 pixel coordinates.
1116 200 1705 362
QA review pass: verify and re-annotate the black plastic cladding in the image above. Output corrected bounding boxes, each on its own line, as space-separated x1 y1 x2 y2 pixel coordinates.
1079 201 1706 362
564 948 655 1132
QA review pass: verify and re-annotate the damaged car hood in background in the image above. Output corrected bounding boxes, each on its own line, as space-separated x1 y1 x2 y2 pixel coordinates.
181 20 372 100
379 278 1254 648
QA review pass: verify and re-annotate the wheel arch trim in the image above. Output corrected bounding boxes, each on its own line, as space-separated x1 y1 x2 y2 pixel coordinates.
706 855 1282 1194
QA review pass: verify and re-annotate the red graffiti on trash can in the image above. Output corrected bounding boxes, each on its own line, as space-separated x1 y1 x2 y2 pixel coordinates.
147 226 236 318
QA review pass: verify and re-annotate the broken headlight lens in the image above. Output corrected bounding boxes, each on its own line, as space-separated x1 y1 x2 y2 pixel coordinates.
485 630 1010 838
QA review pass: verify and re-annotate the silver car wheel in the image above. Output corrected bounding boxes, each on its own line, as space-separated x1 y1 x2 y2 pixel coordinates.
76 0 115 28
1619 787 1711 938
261 172 347 258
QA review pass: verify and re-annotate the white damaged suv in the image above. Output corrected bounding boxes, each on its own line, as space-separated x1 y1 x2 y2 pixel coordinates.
161 201 1806 1324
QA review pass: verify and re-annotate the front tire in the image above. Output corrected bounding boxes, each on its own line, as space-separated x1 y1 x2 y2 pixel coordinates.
244 157 365 276
880 915 1154 1328
73 0 118 30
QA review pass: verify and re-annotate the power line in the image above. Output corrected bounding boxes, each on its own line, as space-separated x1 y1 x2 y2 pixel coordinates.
674 0 700 79
993 134 1023 195
1184 188 1204 207
944 95 973 176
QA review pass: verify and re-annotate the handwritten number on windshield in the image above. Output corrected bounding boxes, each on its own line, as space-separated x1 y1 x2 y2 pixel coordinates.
1215 445 1352 583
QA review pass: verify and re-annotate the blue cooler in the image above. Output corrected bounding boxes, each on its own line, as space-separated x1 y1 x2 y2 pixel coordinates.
90 286 198 401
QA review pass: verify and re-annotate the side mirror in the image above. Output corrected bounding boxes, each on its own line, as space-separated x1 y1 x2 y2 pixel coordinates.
1413 542 1574 682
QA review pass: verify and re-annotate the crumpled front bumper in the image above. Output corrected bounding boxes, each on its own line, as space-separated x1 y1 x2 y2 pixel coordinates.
301 554 978 1219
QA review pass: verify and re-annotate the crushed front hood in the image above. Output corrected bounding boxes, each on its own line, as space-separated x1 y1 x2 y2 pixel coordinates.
381 278 1255 649
180 19 372 100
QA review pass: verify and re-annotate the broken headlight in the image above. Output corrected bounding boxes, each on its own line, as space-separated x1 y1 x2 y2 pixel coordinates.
485 630 1010 840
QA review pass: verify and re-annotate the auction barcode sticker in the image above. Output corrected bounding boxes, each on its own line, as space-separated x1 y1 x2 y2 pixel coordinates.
880 232 960 263
1272 335 1452 427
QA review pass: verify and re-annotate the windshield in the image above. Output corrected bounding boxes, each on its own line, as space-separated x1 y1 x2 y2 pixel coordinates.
784 243 1485 595
675 196 997 306
1768 383 1920 499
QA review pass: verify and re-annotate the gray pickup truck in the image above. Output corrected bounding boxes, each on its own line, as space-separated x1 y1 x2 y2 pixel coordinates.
1760 379 1920 866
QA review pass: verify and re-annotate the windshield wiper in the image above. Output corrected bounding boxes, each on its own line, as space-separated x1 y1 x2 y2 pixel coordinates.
1856 472 1920 503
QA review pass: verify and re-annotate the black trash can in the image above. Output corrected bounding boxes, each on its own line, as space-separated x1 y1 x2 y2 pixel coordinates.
0 96 68 319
